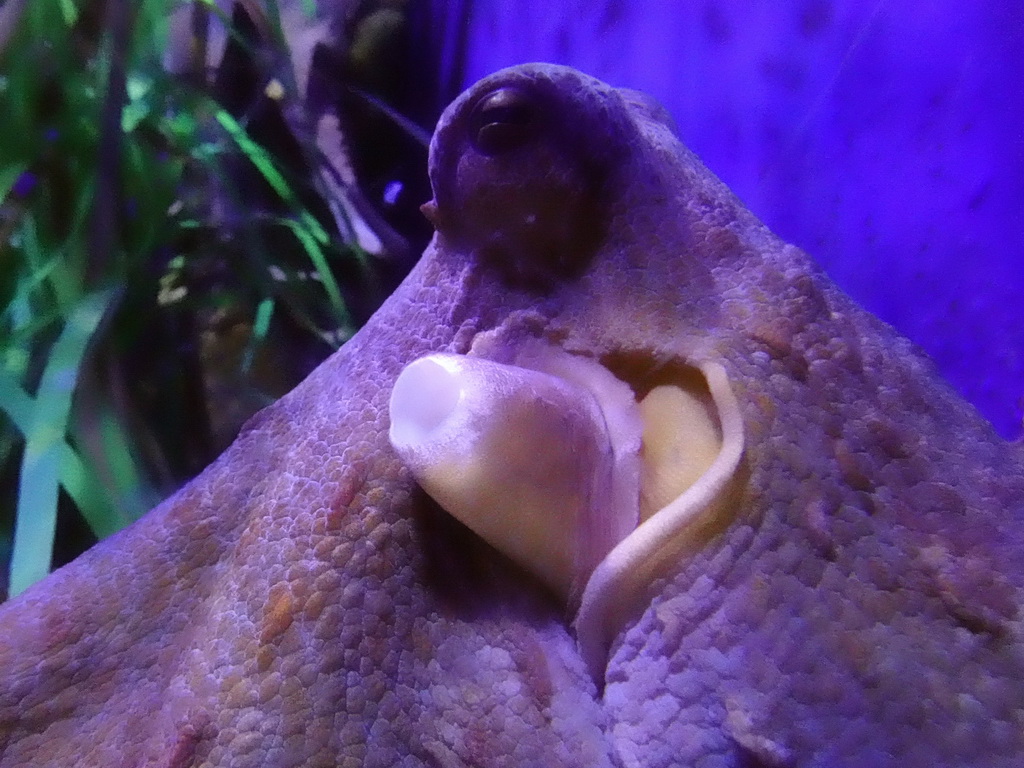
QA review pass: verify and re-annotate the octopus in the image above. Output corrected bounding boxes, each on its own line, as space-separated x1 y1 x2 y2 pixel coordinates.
1 64 1022 768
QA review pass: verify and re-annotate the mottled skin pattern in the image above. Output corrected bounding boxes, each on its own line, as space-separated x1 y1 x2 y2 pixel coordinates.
1 64 1022 767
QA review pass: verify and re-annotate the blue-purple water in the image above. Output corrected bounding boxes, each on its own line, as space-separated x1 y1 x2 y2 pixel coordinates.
427 0 1024 438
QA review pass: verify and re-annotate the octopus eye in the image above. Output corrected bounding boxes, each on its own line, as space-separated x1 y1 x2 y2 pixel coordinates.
469 87 537 156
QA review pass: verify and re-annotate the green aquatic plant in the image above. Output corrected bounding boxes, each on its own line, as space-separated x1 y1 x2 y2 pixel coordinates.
0 0 369 597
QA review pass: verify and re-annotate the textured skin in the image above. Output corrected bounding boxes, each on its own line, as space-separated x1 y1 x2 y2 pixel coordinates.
1 64 1023 767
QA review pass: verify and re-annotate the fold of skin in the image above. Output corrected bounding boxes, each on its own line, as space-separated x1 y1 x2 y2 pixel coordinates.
388 350 742 681
388 349 643 607
1 64 1022 768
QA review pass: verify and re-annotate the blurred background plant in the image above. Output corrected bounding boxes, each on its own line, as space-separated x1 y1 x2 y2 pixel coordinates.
0 0 433 598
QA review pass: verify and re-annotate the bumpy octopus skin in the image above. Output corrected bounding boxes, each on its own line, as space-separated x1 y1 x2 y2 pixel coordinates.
2 64 1023 768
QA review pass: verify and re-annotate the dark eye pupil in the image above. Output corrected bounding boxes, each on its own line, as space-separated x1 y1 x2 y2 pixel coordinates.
470 87 536 155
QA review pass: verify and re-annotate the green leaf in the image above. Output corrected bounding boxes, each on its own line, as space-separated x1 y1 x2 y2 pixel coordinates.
122 77 153 132
0 370 121 540
71 395 157 530
215 108 295 203
242 297 275 373
7 287 117 596
58 0 78 26
274 216 352 330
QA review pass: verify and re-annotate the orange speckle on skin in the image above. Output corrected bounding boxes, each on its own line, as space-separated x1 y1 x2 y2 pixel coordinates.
750 320 796 360
261 584 295 646
327 465 367 530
